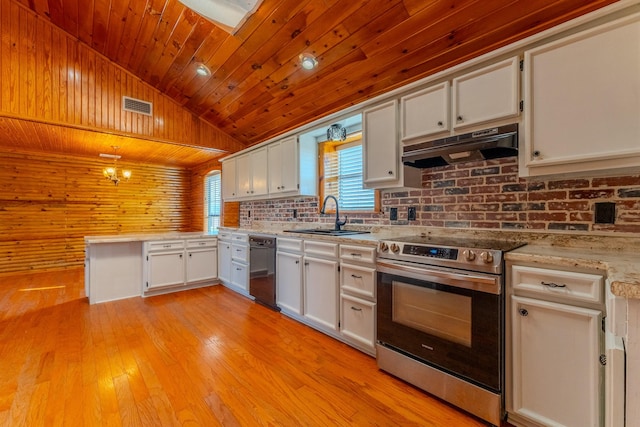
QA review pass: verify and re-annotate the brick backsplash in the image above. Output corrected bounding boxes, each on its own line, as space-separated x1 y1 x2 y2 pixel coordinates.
239 157 640 234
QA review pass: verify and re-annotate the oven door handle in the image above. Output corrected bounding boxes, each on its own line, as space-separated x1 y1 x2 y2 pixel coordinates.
376 260 501 294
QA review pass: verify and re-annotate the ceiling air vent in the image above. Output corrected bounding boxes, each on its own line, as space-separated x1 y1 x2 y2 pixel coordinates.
122 96 153 116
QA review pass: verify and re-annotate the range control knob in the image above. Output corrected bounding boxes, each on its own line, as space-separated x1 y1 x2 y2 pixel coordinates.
390 243 400 253
480 251 494 264
462 249 476 261
379 242 389 252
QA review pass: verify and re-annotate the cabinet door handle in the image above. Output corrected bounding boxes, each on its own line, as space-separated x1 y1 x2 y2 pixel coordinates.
457 115 463 122
541 281 566 288
179 254 183 258
304 262 309 266
519 308 528 317
295 260 299 264
350 306 362 312
189 253 192 257
387 170 393 175
350 253 362 257
351 274 363 279
437 121 443 126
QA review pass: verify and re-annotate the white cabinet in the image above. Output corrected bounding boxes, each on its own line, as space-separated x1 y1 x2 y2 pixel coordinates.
339 244 377 355
144 237 218 295
400 82 450 142
510 296 602 427
276 238 303 316
185 239 218 283
400 56 519 144
145 240 186 291
507 263 605 427
452 56 520 130
268 136 297 195
522 12 640 177
227 232 250 295
362 100 421 189
236 148 268 198
217 233 232 284
303 240 340 333
267 135 318 198
221 157 237 199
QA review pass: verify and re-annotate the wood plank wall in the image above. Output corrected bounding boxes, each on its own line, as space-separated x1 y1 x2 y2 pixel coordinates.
0 0 243 154
0 149 193 275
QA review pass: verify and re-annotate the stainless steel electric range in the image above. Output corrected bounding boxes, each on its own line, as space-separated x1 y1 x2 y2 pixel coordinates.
375 235 524 426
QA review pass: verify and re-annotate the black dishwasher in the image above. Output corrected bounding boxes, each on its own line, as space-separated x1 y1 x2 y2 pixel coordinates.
248 235 279 311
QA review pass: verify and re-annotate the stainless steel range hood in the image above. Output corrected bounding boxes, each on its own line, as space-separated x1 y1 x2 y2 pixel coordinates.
402 123 518 169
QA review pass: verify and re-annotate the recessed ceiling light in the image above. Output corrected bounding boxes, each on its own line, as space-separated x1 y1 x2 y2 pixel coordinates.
196 63 211 76
299 53 318 70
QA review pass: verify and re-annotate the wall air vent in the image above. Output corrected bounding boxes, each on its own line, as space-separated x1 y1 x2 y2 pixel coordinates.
122 96 153 116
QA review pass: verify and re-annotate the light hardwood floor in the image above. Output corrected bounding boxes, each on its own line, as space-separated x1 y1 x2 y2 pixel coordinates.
0 268 490 426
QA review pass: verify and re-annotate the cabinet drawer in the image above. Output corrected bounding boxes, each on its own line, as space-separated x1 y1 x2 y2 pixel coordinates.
511 265 603 305
304 240 339 258
341 294 376 350
187 238 217 248
341 263 376 300
340 244 376 264
218 231 232 241
148 240 185 251
231 261 249 291
231 243 249 263
231 233 249 243
277 237 303 253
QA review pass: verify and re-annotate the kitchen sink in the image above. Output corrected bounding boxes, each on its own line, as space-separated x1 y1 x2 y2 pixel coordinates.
284 229 370 236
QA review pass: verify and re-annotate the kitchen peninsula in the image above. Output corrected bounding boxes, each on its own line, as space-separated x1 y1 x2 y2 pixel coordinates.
84 232 218 304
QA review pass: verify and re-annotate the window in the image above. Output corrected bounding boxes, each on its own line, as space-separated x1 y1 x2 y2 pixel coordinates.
205 171 221 232
320 136 377 212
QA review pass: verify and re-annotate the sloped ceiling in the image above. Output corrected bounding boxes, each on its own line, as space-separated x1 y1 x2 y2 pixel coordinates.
6 0 619 166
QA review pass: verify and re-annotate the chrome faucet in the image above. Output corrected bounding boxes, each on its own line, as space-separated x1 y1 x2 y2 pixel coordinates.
320 195 347 231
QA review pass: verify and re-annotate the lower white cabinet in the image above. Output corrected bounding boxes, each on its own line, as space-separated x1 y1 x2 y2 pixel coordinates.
340 293 376 353
304 254 340 332
186 239 218 283
507 263 606 427
144 237 218 295
226 232 250 295
510 296 602 427
217 237 232 284
276 238 303 316
339 244 377 355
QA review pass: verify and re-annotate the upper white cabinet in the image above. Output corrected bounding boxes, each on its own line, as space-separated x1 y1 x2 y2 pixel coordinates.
223 134 317 201
400 57 520 144
236 148 268 198
400 82 450 142
522 12 640 177
363 100 421 189
221 157 237 199
267 135 317 198
268 136 297 195
452 56 520 130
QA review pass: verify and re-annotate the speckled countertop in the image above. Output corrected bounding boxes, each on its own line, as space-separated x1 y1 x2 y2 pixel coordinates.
84 231 217 244
224 222 640 299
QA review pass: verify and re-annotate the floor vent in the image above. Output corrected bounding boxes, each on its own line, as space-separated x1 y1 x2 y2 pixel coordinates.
123 96 153 116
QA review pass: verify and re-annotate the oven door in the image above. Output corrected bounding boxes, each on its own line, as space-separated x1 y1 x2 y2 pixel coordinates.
377 260 503 392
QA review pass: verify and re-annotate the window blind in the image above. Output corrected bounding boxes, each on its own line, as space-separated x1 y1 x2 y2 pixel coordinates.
323 143 374 211
205 172 221 232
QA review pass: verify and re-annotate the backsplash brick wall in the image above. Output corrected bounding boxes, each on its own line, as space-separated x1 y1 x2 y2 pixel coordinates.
239 157 640 234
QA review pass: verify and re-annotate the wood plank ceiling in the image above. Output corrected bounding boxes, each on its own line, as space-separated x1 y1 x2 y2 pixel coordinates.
6 0 619 167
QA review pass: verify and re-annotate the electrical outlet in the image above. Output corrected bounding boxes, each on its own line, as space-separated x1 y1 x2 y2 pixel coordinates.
594 202 615 224
390 207 398 221
408 206 416 221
